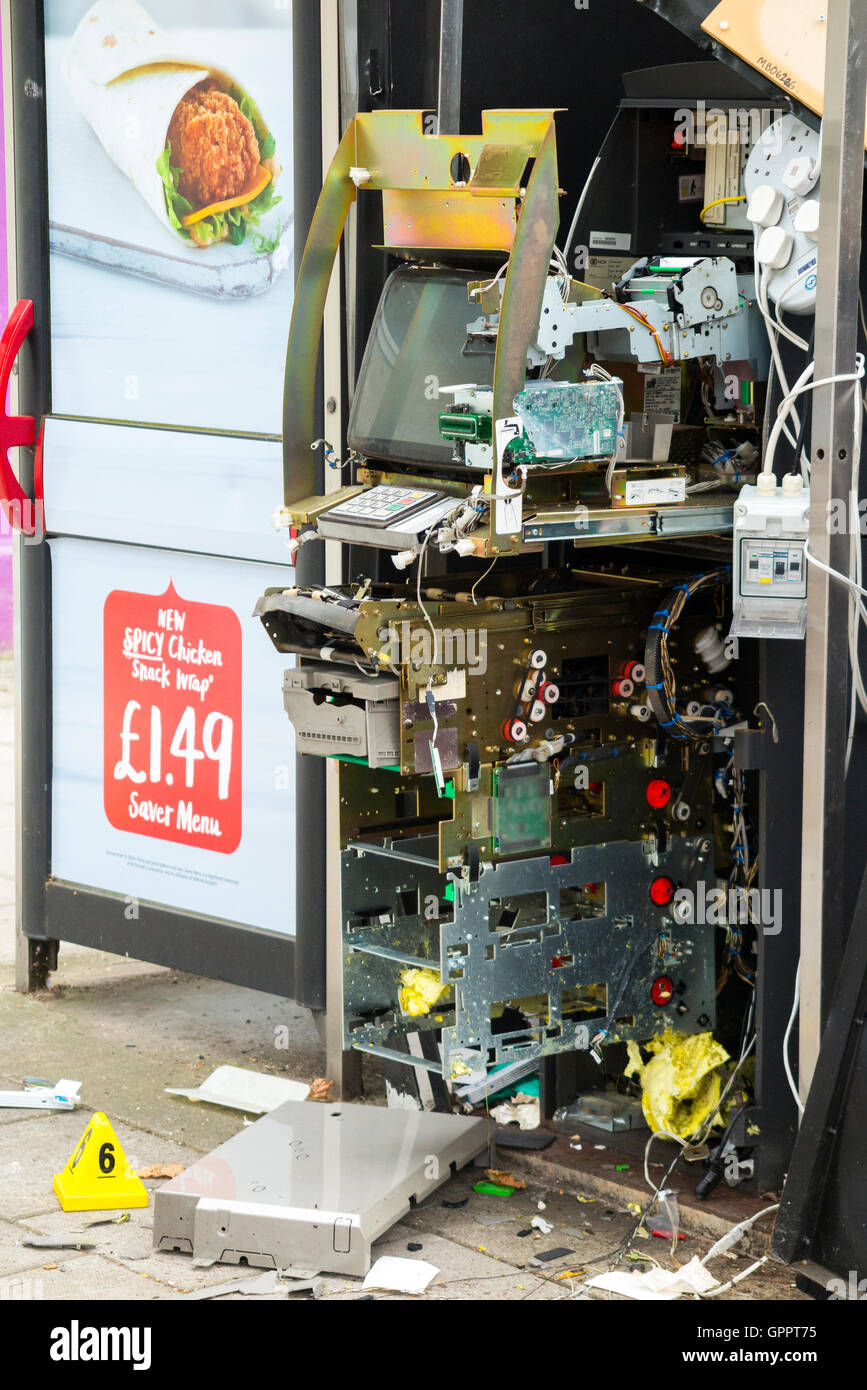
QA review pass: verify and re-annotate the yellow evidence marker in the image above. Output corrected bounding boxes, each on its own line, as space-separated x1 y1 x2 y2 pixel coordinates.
53 1112 148 1211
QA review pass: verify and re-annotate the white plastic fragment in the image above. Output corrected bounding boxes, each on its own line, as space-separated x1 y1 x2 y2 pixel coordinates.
0 1079 82 1111
361 1256 439 1294
165 1065 310 1114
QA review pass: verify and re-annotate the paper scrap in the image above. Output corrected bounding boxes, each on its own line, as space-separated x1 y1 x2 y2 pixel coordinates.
361 1256 439 1294
586 1255 720 1301
490 1099 541 1130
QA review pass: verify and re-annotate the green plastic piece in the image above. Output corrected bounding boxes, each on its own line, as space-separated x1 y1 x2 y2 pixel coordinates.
473 1181 514 1196
325 755 401 770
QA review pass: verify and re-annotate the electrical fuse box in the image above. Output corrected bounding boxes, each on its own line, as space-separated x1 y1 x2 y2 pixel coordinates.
730 478 810 640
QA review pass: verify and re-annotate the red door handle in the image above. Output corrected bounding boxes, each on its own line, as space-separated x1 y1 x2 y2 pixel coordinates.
0 299 40 536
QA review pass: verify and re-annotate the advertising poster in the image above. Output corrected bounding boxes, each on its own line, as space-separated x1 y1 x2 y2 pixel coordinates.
42 0 298 934
51 540 296 936
44 0 293 435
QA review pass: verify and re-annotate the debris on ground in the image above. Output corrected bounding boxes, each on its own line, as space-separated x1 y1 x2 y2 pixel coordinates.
586 1254 720 1300
484 1169 526 1191
0 1079 81 1111
531 1246 575 1264
307 1077 334 1102
22 1236 96 1251
137 1164 185 1180
490 1097 541 1130
181 1269 323 1300
361 1256 439 1294
165 1065 309 1113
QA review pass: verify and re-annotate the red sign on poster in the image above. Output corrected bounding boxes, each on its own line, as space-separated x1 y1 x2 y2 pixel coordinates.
103 582 242 854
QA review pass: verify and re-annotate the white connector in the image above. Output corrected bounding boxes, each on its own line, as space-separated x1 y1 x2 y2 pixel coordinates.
757 224 794 270
695 625 731 675
755 472 777 496
782 155 819 197
391 549 418 570
793 198 820 241
747 184 784 227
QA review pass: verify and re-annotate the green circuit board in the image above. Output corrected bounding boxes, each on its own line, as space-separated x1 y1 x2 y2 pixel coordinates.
512 379 621 462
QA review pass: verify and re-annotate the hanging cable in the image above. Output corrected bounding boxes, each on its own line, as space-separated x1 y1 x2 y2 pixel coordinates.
643 570 730 741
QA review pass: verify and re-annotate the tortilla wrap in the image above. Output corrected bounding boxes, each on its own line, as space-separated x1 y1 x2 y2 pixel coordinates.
62 0 280 250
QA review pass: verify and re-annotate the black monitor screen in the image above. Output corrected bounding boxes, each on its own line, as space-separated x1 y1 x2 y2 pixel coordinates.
348 266 495 469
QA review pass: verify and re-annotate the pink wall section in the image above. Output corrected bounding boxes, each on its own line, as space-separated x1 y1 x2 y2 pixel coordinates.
0 32 10 656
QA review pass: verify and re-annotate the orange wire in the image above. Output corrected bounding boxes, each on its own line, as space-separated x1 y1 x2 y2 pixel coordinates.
617 302 673 366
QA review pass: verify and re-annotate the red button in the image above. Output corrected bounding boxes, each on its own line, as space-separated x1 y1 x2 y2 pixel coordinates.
651 975 674 1006
646 779 672 809
649 876 675 906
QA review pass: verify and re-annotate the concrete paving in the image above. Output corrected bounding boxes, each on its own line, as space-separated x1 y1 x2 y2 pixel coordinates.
0 659 807 1302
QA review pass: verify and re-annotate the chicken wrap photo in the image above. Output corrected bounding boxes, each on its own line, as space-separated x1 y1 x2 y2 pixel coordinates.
62 0 282 252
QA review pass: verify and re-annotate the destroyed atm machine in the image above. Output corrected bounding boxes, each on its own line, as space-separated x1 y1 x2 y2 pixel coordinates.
258 96 776 1135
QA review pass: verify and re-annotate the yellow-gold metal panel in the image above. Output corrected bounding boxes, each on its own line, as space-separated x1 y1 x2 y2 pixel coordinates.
283 108 560 509
382 189 518 250
283 121 357 506
489 120 560 549
353 109 557 191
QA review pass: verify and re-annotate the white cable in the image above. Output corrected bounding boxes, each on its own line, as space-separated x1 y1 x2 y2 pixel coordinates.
761 359 815 480
643 1129 686 1191
783 962 805 1116
761 355 865 480
472 261 508 297
754 255 803 455
703 1256 769 1297
805 539 867 598
562 154 601 266
586 362 625 493
773 267 814 349
701 1204 780 1264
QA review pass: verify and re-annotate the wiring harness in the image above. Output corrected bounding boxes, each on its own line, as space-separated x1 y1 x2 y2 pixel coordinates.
644 570 730 742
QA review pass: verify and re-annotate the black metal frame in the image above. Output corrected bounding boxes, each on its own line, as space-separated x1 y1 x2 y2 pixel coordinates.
11 1 314 1000
773 856 867 1277
14 0 54 989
